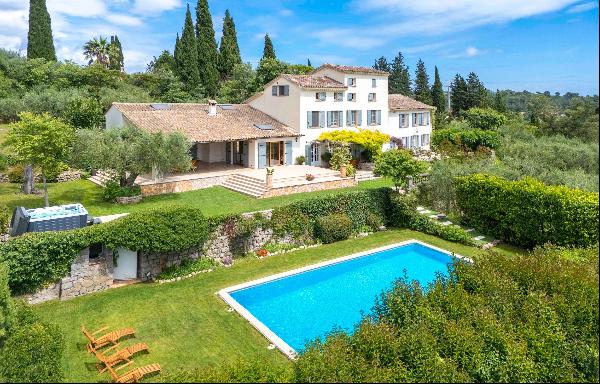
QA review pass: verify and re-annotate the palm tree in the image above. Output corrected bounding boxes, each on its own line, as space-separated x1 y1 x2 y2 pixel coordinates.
83 36 110 67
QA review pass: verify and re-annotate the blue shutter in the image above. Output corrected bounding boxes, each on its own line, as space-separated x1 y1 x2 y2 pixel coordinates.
272 86 277 96
285 141 293 165
307 111 311 128
327 111 332 127
367 110 372 125
319 111 325 128
358 110 362 126
283 85 289 96
305 144 312 166
258 143 267 168
242 142 249 167
376 110 382 125
339 111 343 127
346 110 351 126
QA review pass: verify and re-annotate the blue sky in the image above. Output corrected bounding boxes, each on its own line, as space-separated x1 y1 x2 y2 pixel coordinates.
0 0 598 94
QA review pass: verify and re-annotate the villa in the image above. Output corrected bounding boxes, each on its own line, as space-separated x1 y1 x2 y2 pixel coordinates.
104 64 434 196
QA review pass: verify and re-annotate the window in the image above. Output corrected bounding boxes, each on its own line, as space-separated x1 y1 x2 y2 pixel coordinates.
348 77 356 87
346 110 361 126
399 113 409 128
334 92 344 102
271 85 289 96
410 135 419 148
421 134 430 146
371 78 377 88
315 92 326 101
307 111 324 128
327 111 343 127
368 93 376 102
411 112 430 126
311 143 320 163
402 136 409 148
347 93 356 102
367 110 381 125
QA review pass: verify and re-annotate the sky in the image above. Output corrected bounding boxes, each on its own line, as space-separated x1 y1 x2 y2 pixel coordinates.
0 0 598 95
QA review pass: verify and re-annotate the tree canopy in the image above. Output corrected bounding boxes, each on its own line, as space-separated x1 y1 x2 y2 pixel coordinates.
217 9 242 80
389 52 412 96
27 0 56 61
373 149 427 189
195 0 219 96
413 59 431 104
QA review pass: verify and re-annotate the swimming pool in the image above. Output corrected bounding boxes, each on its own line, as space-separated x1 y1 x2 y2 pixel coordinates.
219 240 467 358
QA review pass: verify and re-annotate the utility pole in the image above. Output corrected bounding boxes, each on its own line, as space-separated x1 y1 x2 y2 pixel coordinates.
446 83 452 113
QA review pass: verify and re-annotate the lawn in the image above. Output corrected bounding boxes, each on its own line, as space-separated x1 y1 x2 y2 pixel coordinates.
34 229 523 383
0 178 393 217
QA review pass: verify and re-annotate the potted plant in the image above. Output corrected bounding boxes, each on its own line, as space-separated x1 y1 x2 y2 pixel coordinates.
295 155 305 165
340 164 348 178
265 167 274 188
305 174 315 181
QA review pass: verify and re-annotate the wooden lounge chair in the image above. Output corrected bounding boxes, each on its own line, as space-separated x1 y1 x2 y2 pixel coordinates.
107 362 161 383
94 342 149 373
81 325 135 353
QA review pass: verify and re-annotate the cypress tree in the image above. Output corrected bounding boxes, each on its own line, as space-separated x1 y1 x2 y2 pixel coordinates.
389 52 411 96
179 5 200 90
108 35 124 71
413 59 432 104
218 9 241 80
262 34 276 60
196 0 219 97
27 0 56 61
373 56 390 72
494 89 508 113
307 59 312 67
450 74 468 116
431 66 446 114
174 33 181 74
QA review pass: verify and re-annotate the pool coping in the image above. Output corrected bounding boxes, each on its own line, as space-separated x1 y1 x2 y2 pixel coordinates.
218 239 471 359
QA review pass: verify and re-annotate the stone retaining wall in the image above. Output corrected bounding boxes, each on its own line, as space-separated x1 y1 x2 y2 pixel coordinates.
262 178 357 198
139 175 229 196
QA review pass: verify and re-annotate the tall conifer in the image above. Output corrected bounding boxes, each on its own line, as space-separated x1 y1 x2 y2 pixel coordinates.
413 59 432 104
109 35 124 71
431 66 446 114
389 52 411 96
196 0 219 96
27 0 56 61
179 5 200 90
450 74 468 116
373 56 390 72
262 34 276 60
218 9 241 80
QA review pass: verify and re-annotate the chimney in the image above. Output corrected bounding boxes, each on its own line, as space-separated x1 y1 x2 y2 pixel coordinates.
208 100 217 116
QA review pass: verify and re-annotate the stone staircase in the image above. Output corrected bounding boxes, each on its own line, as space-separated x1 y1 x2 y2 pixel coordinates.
88 170 116 187
355 170 380 182
222 174 268 198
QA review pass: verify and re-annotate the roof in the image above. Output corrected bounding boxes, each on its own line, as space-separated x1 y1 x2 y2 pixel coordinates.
281 74 346 89
315 64 390 76
388 94 435 111
110 103 299 143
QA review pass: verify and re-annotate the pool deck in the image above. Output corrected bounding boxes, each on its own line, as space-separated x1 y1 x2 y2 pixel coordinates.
218 239 471 359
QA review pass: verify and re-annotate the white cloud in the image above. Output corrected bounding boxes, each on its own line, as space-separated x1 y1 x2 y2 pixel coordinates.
567 1 598 13
131 0 181 16
106 13 143 26
311 28 387 48
465 46 479 57
47 0 107 17
0 34 22 51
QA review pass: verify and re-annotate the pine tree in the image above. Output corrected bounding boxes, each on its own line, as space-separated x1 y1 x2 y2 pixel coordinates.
27 0 56 61
307 59 312 67
450 74 468 116
178 5 200 91
493 89 508 113
431 66 446 114
466 72 488 109
108 35 124 71
196 0 219 96
262 34 276 60
389 52 411 96
173 33 181 74
373 56 390 72
413 59 431 104
217 9 241 80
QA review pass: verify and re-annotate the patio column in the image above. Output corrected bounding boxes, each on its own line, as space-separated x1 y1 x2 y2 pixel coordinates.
230 142 234 165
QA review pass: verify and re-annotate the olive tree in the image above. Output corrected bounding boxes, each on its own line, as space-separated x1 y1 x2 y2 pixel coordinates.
71 125 191 187
373 149 427 190
5 112 74 206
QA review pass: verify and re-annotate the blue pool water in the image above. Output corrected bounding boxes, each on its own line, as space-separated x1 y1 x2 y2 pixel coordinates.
229 242 455 352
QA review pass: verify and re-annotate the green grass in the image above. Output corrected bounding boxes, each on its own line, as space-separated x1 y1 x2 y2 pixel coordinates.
34 229 523 382
0 178 393 217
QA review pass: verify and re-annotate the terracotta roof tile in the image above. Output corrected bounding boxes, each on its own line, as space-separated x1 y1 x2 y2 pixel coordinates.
281 74 346 89
111 103 299 143
316 64 390 76
388 94 435 111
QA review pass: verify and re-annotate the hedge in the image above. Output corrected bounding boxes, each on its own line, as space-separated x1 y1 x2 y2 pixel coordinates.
432 127 501 150
315 214 353 244
454 174 599 247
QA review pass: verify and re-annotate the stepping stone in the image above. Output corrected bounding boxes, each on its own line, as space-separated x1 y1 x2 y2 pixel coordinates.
429 214 438 219
465 228 475 232
436 214 447 220
416 206 425 211
473 235 486 241
441 221 453 226
482 240 501 250
419 210 432 214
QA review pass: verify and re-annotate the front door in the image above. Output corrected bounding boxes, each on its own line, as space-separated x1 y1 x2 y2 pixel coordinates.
267 141 284 166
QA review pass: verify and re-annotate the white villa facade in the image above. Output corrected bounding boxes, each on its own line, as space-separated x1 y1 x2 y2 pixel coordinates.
105 64 434 171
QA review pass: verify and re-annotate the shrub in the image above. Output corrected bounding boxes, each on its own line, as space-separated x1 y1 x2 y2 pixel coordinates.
373 149 428 189
0 206 10 235
156 257 215 280
432 127 501 151
454 174 599 247
0 319 65 382
315 213 353 244
317 129 391 158
271 205 310 239
62 97 103 129
329 145 352 171
0 262 14 346
365 212 383 231
295 245 599 383
295 155 305 165
464 107 507 130
102 180 142 202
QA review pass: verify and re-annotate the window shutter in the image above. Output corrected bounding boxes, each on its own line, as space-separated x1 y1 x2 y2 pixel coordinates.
358 110 362 126
272 86 277 96
319 111 325 128
377 110 381 125
367 110 372 125
338 111 344 126
307 111 311 128
283 85 289 96
346 110 351 126
327 111 332 127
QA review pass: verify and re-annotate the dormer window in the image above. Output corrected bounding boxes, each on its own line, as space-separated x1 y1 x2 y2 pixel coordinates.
372 78 377 87
368 93 376 102
348 77 356 87
271 85 289 96
315 92 326 101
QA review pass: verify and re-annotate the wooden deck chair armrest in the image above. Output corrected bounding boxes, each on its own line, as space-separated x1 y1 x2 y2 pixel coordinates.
103 343 121 353
92 326 109 335
114 360 134 372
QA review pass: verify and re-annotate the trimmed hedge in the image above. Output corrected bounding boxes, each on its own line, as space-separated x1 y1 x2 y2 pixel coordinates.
432 127 501 150
315 214 353 244
454 174 599 247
